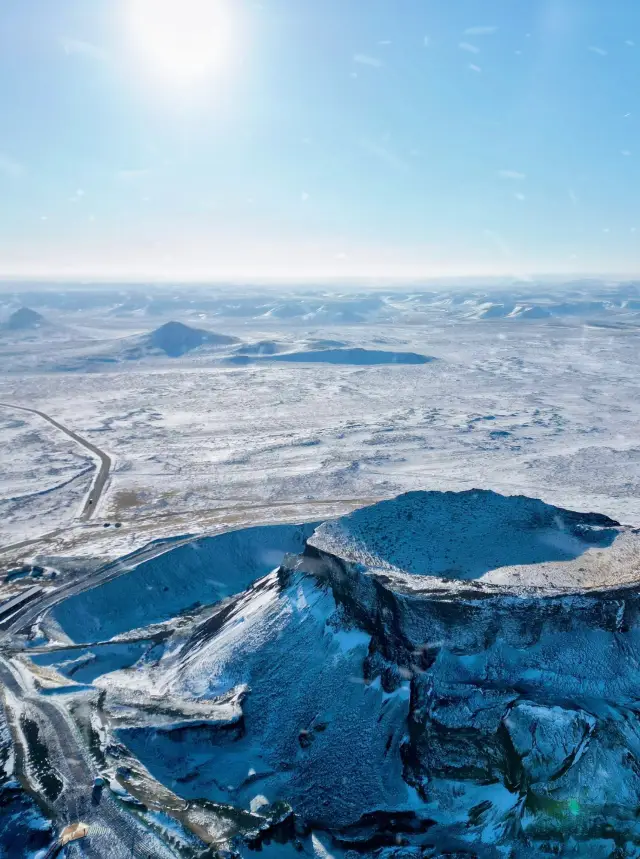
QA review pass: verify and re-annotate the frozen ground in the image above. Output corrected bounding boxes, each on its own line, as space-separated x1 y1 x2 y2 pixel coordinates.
0 408 94 544
1 280 640 557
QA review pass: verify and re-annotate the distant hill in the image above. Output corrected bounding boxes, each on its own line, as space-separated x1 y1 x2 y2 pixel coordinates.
471 303 514 320
509 305 552 320
3 307 47 331
50 320 241 371
234 339 282 356
141 321 238 357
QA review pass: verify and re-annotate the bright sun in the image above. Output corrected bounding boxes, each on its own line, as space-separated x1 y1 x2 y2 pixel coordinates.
128 0 232 84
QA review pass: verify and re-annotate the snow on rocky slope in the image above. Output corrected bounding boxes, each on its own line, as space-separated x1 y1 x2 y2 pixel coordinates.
49 490 640 857
52 522 318 643
45 320 240 370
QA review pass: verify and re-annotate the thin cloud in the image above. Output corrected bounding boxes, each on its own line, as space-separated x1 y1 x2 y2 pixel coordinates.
459 42 480 54
353 53 382 68
625 40 635 47
469 63 482 73
514 192 526 201
378 40 392 46
61 37 109 62
464 26 498 36
588 46 608 56
0 152 24 179
498 169 526 180
423 35 430 47
569 188 578 206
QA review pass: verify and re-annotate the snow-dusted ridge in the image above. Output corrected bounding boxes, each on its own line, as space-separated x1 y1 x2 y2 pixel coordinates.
307 489 637 594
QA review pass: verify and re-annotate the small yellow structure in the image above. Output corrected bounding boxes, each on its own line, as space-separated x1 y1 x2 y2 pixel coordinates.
59 822 89 845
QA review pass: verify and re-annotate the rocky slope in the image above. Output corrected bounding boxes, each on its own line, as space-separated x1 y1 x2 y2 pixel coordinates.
0 701 54 857
76 490 640 858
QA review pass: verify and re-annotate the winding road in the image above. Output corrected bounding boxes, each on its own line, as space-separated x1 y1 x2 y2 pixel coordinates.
0 401 111 521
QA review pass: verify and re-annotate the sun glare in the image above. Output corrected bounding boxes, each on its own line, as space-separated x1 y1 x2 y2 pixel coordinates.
128 0 232 84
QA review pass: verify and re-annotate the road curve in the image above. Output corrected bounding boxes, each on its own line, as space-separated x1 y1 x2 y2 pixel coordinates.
0 496 379 634
0 401 111 521
0 537 196 640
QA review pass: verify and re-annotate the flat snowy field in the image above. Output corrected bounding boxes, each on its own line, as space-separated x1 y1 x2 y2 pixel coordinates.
1 282 640 549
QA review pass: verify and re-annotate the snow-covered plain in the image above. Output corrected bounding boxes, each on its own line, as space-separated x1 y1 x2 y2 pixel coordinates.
0 408 93 544
2 280 640 554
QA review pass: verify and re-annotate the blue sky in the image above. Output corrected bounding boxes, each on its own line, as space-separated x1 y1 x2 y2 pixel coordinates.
0 0 638 281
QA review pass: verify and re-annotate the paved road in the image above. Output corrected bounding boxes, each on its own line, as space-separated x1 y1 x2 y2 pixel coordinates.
0 401 111 520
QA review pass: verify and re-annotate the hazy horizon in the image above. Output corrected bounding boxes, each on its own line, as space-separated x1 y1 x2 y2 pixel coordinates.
0 271 639 291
